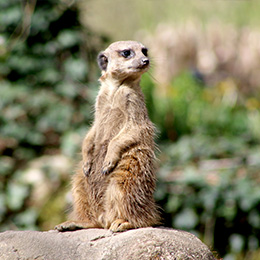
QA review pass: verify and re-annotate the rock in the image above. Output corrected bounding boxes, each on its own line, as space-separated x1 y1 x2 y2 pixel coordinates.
0 227 216 260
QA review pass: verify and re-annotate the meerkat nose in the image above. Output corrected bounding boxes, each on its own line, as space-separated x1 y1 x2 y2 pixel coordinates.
141 58 149 66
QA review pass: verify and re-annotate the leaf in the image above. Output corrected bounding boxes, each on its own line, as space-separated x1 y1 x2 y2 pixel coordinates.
63 57 88 81
13 209 38 230
57 30 80 48
7 181 29 210
229 234 244 253
173 208 199 229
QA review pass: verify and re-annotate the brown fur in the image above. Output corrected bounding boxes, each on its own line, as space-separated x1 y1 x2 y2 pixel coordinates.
55 41 161 232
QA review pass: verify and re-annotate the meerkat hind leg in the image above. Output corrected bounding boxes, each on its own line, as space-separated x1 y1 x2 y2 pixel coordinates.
109 219 134 232
55 220 100 232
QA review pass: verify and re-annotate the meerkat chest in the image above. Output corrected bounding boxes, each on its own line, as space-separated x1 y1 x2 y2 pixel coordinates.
95 93 127 142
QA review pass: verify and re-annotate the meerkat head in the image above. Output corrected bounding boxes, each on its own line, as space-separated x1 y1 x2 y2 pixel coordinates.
97 41 149 81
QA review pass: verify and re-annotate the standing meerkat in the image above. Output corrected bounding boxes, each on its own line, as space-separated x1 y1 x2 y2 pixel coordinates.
55 41 161 232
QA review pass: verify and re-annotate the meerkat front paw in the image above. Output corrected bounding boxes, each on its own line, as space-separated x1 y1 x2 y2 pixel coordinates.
102 152 120 174
102 153 120 174
83 161 92 176
102 160 115 175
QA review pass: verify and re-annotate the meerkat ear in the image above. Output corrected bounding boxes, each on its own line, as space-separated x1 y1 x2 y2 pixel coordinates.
97 52 108 71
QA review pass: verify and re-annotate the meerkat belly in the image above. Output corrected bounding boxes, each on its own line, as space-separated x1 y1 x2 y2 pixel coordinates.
96 107 125 147
90 107 125 177
85 107 126 212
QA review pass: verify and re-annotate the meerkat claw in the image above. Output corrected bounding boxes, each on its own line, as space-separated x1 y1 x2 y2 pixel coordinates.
102 163 113 175
83 162 91 176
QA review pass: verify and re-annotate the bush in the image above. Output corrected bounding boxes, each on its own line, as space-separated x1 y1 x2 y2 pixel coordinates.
156 164 260 258
0 0 105 231
145 71 260 259
144 72 260 142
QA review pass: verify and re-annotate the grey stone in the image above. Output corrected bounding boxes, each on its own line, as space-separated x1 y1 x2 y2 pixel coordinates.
0 227 216 260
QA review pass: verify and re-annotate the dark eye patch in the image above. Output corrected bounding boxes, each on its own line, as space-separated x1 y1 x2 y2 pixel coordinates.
120 49 134 58
142 48 148 56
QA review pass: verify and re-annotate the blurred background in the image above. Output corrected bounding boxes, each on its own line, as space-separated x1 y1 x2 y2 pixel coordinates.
1 0 260 259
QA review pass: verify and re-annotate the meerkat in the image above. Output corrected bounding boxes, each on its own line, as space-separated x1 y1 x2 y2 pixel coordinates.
55 41 161 232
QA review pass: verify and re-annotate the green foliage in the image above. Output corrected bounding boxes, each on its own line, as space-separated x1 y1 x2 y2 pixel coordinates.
156 167 260 258
0 0 103 231
144 71 260 259
145 72 259 142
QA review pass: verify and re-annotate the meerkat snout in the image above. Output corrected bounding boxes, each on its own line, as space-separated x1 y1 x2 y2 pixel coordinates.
142 58 149 65
138 57 149 68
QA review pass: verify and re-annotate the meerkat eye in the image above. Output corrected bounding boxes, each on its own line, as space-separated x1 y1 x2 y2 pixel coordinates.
142 48 148 56
120 49 132 58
